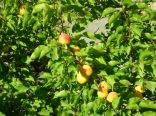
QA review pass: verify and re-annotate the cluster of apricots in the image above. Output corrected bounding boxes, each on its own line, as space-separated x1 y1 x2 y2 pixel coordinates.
58 33 146 102
58 33 120 102
58 33 93 84
18 6 148 103
97 81 118 102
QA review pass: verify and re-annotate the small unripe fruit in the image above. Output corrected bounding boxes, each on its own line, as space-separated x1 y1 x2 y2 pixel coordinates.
100 81 111 90
72 46 80 53
20 7 25 15
107 92 118 102
80 65 93 77
77 72 88 84
134 85 145 93
97 88 108 98
134 91 143 99
58 33 70 44
1 45 9 52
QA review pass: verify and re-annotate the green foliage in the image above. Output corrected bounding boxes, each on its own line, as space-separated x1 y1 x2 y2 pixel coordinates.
0 0 156 115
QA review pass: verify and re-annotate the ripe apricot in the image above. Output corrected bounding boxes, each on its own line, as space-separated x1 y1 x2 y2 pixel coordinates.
134 85 145 93
72 46 80 53
107 92 118 102
76 72 88 84
20 7 25 15
97 88 108 98
58 33 70 44
80 65 93 77
100 81 111 90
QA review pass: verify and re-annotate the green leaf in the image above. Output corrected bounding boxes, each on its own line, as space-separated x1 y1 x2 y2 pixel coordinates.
10 78 28 94
54 90 68 98
102 7 116 17
94 56 106 65
108 12 121 25
73 95 81 105
129 97 141 104
105 109 115 116
39 46 51 59
62 13 72 23
85 102 94 113
83 31 96 39
130 14 141 22
88 0 95 5
136 3 148 9
33 20 42 31
139 100 156 109
61 100 72 108
134 113 143 116
23 11 30 28
88 89 95 99
37 32 46 39
112 97 121 109
123 0 135 6
51 46 59 61
92 43 106 53
7 21 15 32
105 75 118 87
133 42 149 48
30 45 45 61
52 61 64 76
144 33 152 39
107 33 116 43
125 46 131 55
144 81 156 94
0 112 6 116
139 50 153 60
116 26 124 33
32 3 46 14
151 64 156 77
143 111 156 116
108 60 119 66
119 79 131 86
75 48 88 57
25 76 35 82
39 72 52 79
37 0 48 4
98 70 108 76
38 108 51 116
126 103 139 109
93 99 103 112
131 26 141 36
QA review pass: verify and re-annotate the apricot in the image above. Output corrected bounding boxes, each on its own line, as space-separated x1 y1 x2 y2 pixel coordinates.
107 92 118 102
80 65 93 77
1 45 9 52
72 46 80 53
76 72 88 84
58 33 70 44
97 88 108 98
100 81 111 90
134 85 145 93
134 91 143 99
20 7 25 15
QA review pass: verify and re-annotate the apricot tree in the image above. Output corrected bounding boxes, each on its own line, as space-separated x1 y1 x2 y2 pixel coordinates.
0 0 156 116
